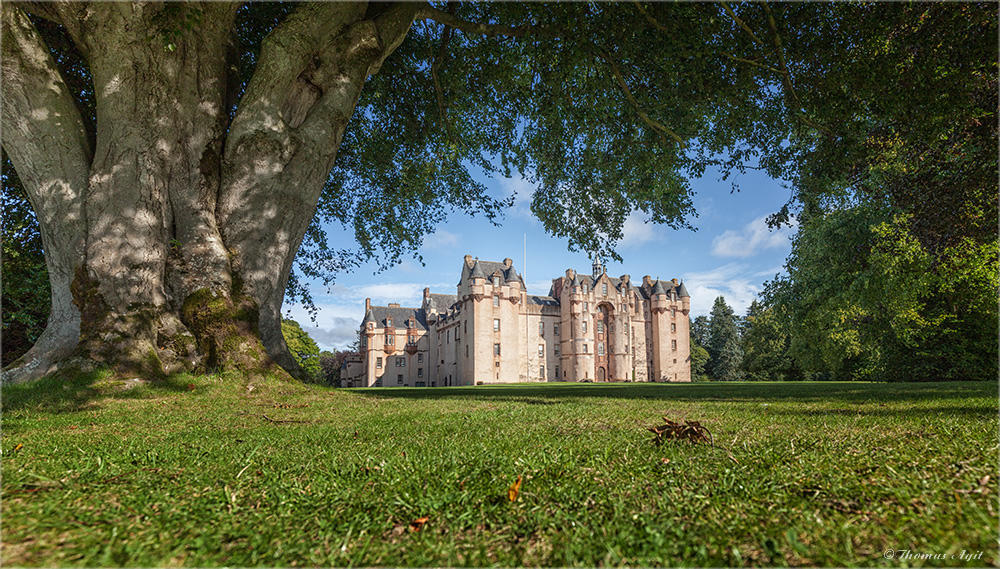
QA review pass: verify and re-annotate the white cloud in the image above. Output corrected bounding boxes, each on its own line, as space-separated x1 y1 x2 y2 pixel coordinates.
711 215 796 258
498 175 536 219
618 210 659 249
523 279 555 296
354 283 428 305
422 229 460 251
682 263 762 317
281 303 365 351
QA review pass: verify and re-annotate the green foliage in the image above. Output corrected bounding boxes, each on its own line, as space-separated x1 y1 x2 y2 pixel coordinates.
766 207 998 382
689 341 710 383
707 296 743 382
3 378 996 566
318 349 359 386
280 319 321 381
1 153 50 367
740 300 800 382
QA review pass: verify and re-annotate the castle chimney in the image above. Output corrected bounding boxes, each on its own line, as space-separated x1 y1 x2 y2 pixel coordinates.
464 254 473 268
642 275 652 287
503 257 513 268
423 287 430 301
365 298 371 311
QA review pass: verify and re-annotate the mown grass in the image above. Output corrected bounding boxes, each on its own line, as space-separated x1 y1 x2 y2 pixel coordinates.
2 373 996 567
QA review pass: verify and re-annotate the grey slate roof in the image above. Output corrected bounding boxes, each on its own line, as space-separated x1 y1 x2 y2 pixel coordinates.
425 293 458 314
365 305 428 330
678 281 690 298
651 280 668 296
464 259 524 287
529 295 559 306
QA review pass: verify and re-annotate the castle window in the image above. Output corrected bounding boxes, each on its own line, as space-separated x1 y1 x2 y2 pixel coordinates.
672 340 677 351
396 357 406 367
494 344 501 356
494 318 500 331
555 365 560 378
598 343 605 356
397 374 403 384
583 344 588 354
386 318 392 327
538 344 544 356
554 323 560 336
597 321 604 334
671 323 676 332
362 337 367 347
418 368 424 378
584 302 589 312
493 296 500 307
539 322 544 336
493 275 501 287
408 334 417 346
582 321 588 334
376 357 382 369
602 283 608 296
671 308 676 317
540 365 545 379
554 344 560 356
418 353 423 363
583 283 589 294
385 335 394 345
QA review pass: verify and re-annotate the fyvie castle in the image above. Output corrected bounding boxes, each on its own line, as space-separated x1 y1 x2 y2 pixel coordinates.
343 255 691 387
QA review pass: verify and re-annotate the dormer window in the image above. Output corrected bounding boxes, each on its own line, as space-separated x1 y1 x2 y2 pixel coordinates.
492 275 501 287
386 318 393 327
602 283 608 296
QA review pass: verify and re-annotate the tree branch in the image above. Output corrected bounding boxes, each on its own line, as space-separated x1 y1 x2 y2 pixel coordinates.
416 4 553 39
19 2 90 54
595 49 686 148
430 4 457 144
1 2 90 382
719 2 766 47
761 2 831 135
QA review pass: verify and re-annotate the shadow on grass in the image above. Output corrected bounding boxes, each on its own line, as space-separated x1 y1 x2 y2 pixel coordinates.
347 380 997 407
1 370 196 416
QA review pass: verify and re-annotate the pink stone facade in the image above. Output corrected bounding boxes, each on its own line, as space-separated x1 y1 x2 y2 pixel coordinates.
347 255 691 387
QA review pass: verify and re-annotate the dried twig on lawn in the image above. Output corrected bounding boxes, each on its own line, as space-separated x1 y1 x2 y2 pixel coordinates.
648 417 714 446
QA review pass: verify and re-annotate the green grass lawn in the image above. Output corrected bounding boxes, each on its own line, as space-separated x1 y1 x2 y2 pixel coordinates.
2 373 996 567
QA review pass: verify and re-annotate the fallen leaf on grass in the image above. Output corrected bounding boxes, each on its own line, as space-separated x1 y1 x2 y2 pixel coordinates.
409 516 429 532
648 417 713 446
12 444 24 453
508 475 523 502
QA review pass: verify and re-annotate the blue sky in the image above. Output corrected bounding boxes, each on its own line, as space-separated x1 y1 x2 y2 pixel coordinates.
284 166 798 351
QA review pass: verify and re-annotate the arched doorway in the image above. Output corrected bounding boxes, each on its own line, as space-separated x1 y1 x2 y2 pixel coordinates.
595 303 614 382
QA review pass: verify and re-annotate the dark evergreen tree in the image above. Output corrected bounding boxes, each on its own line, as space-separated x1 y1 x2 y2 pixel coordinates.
707 296 743 381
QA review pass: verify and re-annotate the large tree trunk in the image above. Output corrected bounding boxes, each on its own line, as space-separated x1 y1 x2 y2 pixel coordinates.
2 1 417 382
1 4 88 383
